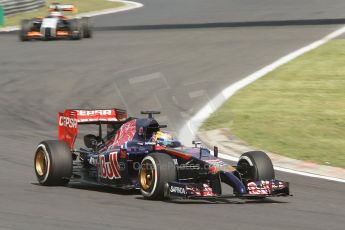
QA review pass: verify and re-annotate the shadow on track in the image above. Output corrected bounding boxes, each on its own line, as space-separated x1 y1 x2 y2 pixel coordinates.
31 182 140 196
32 183 289 204
94 18 345 31
67 183 141 195
135 197 289 205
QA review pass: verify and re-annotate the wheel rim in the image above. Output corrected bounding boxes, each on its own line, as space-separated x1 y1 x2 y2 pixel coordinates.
139 160 155 191
35 149 48 177
238 160 253 180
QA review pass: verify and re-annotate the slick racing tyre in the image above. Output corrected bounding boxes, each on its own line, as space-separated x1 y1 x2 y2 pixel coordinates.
139 152 176 200
34 140 72 186
68 19 82 40
19 19 32 41
237 151 275 181
81 17 92 38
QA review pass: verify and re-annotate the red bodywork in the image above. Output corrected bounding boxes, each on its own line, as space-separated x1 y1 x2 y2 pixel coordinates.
58 109 128 149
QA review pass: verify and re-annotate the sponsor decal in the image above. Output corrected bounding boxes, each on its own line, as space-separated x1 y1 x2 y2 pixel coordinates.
247 181 271 195
205 159 227 167
205 159 236 173
59 116 77 128
271 181 287 190
100 152 121 179
178 163 200 170
111 119 136 147
120 149 127 159
187 184 214 197
88 156 98 166
77 110 112 116
170 185 186 195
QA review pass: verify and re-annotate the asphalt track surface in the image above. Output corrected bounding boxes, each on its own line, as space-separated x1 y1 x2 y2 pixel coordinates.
1 0 345 229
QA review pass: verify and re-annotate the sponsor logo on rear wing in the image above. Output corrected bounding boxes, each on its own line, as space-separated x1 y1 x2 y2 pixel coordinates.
58 110 78 150
58 108 128 149
76 109 119 122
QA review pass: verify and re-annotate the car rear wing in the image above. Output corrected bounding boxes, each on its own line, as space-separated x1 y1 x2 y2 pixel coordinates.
58 109 128 149
49 4 77 12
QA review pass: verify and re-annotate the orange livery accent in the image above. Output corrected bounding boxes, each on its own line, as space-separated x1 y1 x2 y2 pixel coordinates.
56 31 69 36
27 31 42 37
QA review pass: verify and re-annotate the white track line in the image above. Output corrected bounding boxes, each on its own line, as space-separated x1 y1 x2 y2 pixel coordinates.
179 25 345 183
78 0 143 17
0 0 143 32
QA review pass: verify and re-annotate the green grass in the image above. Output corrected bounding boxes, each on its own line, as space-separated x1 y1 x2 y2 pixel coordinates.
201 39 345 168
2 0 124 27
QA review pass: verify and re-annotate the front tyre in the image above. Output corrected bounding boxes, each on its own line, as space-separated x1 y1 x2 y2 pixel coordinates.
34 140 72 186
237 151 275 181
68 19 82 40
81 17 92 38
19 19 32 41
139 152 176 200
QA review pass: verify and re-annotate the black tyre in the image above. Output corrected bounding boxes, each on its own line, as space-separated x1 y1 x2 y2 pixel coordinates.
19 19 32 41
34 140 72 186
81 17 92 38
68 19 82 40
139 152 176 200
237 151 275 181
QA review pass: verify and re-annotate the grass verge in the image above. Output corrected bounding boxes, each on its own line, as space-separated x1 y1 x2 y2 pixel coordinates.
201 39 345 168
3 0 124 27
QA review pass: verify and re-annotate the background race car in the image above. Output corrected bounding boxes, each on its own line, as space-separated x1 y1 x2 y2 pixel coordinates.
19 3 92 41
34 109 290 201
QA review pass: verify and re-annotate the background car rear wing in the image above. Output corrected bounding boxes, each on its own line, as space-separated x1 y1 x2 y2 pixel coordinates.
49 4 77 12
58 109 127 149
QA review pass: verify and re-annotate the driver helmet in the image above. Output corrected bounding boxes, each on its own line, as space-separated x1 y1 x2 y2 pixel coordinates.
50 11 62 17
151 131 181 147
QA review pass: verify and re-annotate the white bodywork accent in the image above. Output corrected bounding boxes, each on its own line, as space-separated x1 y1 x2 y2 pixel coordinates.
40 18 58 37
41 18 58 29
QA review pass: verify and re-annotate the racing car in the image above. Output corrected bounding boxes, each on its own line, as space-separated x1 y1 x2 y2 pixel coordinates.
19 3 92 41
34 108 290 200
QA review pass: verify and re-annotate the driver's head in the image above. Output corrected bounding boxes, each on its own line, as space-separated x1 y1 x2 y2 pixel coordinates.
151 131 181 147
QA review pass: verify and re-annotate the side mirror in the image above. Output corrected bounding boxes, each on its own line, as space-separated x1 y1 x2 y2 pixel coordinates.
214 146 218 158
192 140 201 148
84 134 99 150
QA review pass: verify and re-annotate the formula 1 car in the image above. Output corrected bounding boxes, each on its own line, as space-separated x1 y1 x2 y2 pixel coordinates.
34 108 290 200
19 3 92 41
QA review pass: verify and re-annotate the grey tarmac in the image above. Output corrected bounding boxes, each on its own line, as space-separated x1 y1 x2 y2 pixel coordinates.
0 0 345 229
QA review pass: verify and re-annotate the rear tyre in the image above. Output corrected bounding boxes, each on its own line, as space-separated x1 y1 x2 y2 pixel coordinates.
237 151 275 181
34 140 72 186
19 19 32 41
139 152 176 200
81 17 92 38
68 19 82 40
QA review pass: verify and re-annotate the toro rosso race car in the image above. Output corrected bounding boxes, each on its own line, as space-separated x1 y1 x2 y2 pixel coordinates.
34 109 290 200
19 3 91 41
